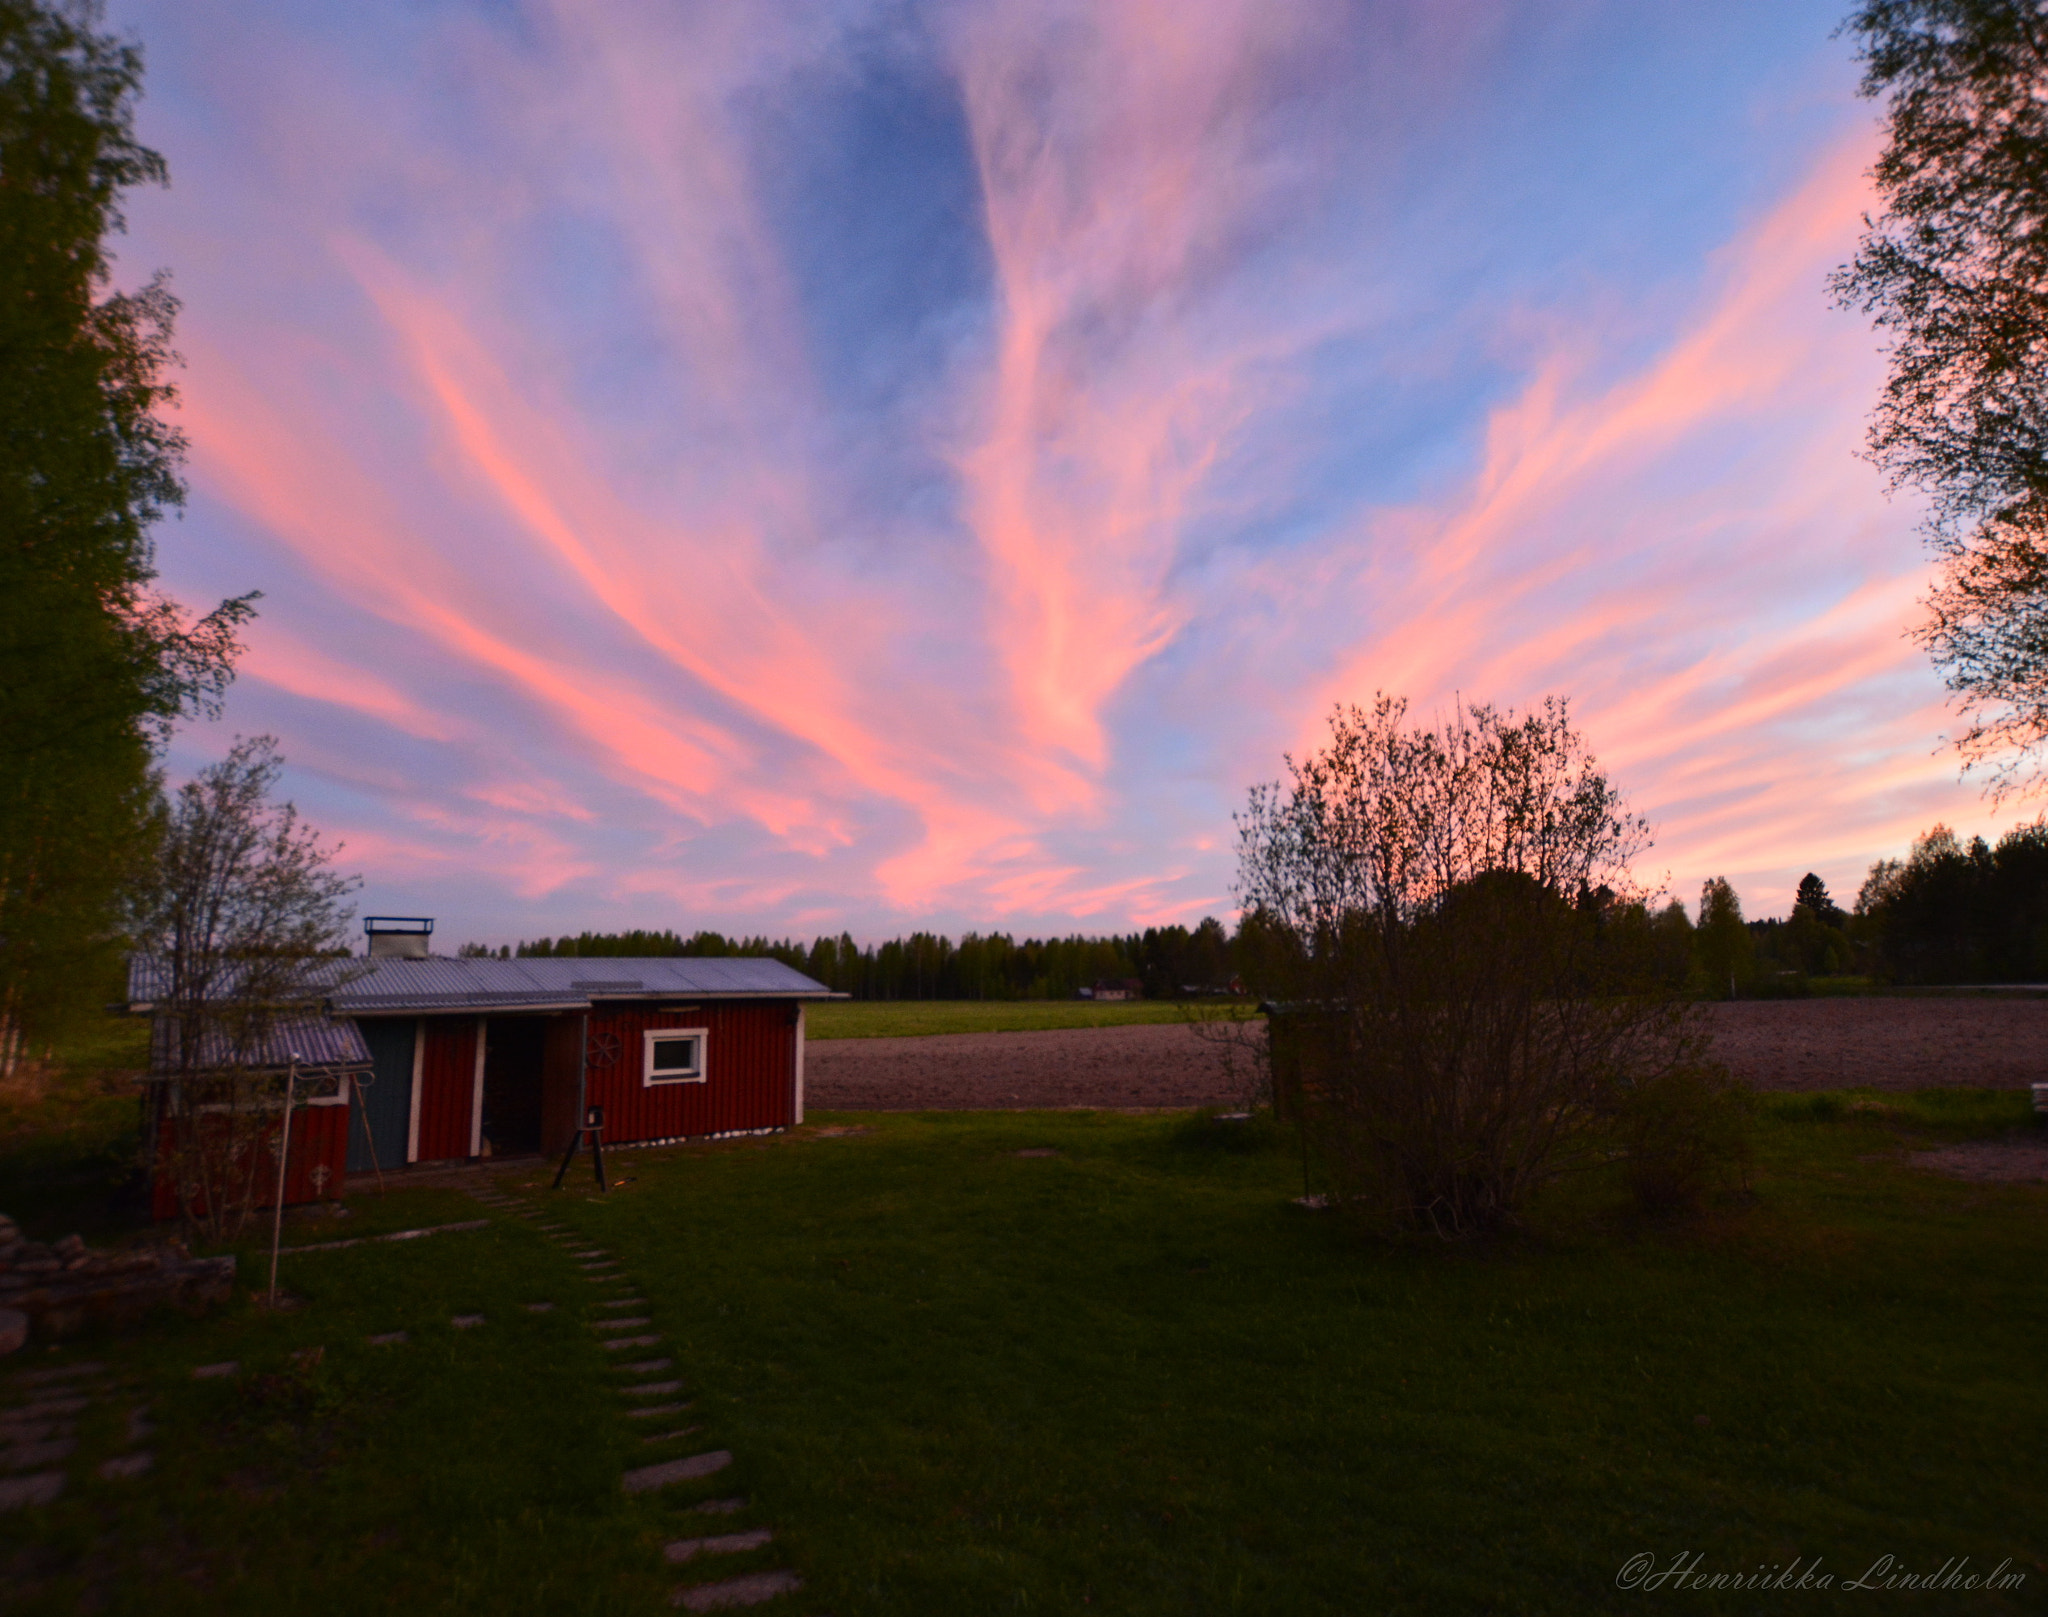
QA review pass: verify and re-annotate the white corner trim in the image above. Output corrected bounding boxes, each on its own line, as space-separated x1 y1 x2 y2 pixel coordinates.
793 1003 805 1126
469 1016 486 1156
406 1019 424 1164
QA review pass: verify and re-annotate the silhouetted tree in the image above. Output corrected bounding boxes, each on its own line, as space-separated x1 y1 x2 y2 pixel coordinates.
128 738 359 1239
0 1 253 1071
1238 695 1736 1234
1694 878 1752 998
1831 1 2048 788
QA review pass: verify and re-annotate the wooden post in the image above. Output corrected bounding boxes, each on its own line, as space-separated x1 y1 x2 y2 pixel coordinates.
267 1057 298 1305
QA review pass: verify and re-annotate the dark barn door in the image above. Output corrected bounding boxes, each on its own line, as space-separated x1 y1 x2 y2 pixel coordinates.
349 1018 416 1172
481 1017 547 1156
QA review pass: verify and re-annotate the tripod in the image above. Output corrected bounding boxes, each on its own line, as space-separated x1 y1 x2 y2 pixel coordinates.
551 1103 609 1193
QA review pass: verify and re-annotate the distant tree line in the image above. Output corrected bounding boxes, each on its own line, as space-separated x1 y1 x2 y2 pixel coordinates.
489 816 2048 1001
462 917 1240 1001
1676 818 2048 993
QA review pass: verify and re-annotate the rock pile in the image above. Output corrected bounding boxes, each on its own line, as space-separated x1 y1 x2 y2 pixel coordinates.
0 1214 235 1354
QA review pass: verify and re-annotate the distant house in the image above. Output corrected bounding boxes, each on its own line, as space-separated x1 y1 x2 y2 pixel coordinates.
129 919 839 1209
1085 978 1145 1002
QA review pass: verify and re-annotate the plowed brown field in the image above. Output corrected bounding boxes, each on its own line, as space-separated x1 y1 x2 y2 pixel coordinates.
802 997 2048 1110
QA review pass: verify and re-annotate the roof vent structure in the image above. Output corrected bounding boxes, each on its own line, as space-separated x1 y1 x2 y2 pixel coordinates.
365 916 434 959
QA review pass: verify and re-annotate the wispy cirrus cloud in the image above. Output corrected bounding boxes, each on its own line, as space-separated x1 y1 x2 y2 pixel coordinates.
114 0 2002 939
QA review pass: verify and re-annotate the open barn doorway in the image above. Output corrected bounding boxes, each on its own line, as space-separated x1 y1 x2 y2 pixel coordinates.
481 1017 547 1156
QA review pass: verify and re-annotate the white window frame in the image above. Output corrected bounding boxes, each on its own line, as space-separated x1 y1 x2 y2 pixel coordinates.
643 1027 709 1086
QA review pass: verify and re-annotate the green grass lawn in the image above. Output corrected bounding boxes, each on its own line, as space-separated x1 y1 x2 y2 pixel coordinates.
804 998 1242 1039
4 1088 2044 1613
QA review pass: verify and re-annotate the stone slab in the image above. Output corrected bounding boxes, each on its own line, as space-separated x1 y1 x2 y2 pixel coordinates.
642 1426 704 1445
617 1358 672 1373
597 1298 647 1309
690 1497 749 1515
622 1450 731 1494
451 1315 485 1329
192 1361 239 1379
671 1570 803 1611
8 1363 105 1387
97 1452 152 1480
16 1394 88 1417
622 1380 685 1396
1 1438 76 1471
523 1303 555 1313
367 1332 408 1346
665 1528 773 1563
601 1335 661 1350
590 1318 652 1332
0 1471 63 1511
625 1402 689 1419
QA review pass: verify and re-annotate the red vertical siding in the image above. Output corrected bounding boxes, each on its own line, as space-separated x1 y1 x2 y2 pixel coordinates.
151 1100 351 1220
416 1017 478 1161
584 1000 795 1144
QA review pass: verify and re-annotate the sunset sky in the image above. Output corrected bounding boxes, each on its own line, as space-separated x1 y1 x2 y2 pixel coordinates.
108 0 2018 947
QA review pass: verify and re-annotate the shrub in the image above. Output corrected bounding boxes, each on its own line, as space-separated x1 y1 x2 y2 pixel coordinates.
1239 695 1732 1236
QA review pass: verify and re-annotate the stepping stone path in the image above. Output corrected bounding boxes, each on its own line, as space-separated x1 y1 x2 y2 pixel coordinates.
667 1529 773 1563
672 1571 805 1612
624 1450 733 1493
463 1181 805 1608
0 1360 153 1510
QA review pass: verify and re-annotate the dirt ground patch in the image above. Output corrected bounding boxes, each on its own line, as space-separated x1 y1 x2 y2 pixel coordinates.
1699 998 2048 1092
1907 1139 2048 1182
804 998 2048 1111
806 1022 1259 1111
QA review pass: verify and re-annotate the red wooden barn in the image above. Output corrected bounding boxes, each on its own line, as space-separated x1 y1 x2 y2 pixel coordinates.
129 933 837 1207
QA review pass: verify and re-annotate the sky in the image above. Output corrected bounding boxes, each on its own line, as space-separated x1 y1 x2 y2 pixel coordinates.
104 0 2022 948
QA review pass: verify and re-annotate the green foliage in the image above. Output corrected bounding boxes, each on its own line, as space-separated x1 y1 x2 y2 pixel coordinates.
0 1 253 1069
1856 817 2048 981
1832 1 2048 786
1610 1065 1755 1218
1692 877 1753 997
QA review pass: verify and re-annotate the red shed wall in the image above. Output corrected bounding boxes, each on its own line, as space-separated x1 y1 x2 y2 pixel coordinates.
416 1017 480 1162
151 1099 351 1221
584 1000 795 1142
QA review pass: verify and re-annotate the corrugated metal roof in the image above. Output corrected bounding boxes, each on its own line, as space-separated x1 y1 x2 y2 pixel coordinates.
149 1013 373 1074
129 953 833 1014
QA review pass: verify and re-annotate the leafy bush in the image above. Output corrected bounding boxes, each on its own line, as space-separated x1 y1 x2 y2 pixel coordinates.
1239 695 1729 1237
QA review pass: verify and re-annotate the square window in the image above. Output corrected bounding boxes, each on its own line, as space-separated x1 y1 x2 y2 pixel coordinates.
644 1028 707 1085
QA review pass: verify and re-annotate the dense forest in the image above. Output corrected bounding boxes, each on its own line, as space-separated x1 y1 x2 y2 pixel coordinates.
474 917 1239 1001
